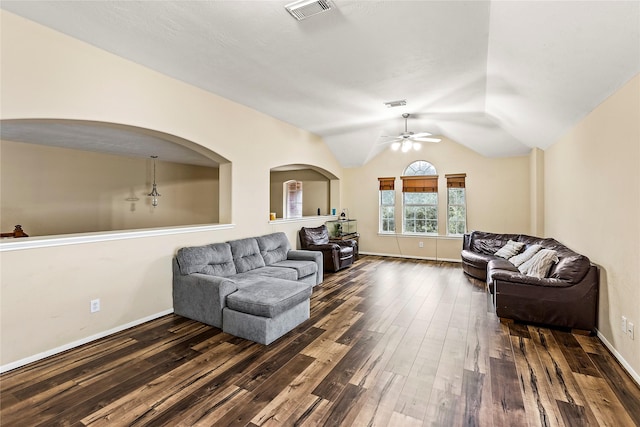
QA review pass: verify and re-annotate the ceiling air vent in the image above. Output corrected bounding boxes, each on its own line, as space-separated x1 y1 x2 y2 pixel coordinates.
384 99 407 108
285 0 335 21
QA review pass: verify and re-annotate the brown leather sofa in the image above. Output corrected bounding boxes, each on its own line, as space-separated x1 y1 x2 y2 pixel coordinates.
461 231 599 332
299 225 356 273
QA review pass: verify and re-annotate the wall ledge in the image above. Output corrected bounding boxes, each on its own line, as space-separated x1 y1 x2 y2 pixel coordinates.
0 224 235 252
269 215 337 224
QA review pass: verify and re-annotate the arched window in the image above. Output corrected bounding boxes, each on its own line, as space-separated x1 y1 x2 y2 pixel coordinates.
403 160 437 177
402 161 438 234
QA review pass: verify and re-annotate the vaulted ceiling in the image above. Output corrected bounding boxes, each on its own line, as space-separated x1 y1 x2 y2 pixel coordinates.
2 1 639 167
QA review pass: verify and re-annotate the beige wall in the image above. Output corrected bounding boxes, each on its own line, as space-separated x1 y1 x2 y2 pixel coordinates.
1 140 219 236
0 11 342 366
545 74 640 378
270 169 330 218
529 147 545 237
343 138 531 261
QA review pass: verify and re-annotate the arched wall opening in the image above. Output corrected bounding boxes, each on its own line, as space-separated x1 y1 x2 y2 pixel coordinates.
269 164 340 220
0 119 232 237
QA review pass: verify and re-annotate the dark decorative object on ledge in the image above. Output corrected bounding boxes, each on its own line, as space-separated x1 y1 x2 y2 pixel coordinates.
1 225 29 238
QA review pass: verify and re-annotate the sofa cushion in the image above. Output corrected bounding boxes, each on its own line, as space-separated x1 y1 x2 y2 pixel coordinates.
518 249 559 278
270 260 318 280
470 231 520 255
509 244 542 267
226 279 312 318
256 232 291 265
494 240 525 259
549 254 591 284
228 238 266 273
233 266 298 283
176 243 237 277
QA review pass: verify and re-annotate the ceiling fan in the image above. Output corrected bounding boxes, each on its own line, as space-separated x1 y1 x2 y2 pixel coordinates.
381 113 441 152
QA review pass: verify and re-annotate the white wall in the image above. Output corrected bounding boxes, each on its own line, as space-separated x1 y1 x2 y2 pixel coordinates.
545 73 640 379
0 10 342 367
343 138 531 261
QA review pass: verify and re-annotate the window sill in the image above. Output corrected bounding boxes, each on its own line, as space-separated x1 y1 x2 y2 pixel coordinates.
377 232 463 240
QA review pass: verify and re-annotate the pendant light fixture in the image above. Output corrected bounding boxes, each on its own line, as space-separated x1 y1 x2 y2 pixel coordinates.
148 155 161 207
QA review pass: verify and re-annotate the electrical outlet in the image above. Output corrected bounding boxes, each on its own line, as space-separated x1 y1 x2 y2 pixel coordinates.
622 316 627 333
419 241 424 248
628 322 634 340
90 299 100 313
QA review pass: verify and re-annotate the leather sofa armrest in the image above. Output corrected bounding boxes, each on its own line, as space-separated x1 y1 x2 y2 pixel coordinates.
491 270 570 288
332 239 357 248
463 233 472 250
308 243 340 251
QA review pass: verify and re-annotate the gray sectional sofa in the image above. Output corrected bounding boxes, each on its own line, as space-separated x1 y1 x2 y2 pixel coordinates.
172 232 322 344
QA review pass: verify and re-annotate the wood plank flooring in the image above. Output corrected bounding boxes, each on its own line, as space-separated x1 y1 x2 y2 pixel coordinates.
1 255 639 426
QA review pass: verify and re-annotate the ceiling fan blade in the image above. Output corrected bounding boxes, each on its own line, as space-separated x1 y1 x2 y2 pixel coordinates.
412 137 441 143
411 132 433 138
377 136 402 145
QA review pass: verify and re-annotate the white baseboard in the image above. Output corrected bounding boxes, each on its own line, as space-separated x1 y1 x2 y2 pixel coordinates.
359 251 461 263
0 309 174 374
596 329 640 386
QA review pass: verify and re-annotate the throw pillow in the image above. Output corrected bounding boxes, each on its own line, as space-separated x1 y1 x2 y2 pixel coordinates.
494 240 525 259
518 249 559 278
509 244 543 267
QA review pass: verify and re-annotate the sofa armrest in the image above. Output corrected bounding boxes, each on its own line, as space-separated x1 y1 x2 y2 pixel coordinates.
463 232 472 250
288 249 323 285
307 243 340 251
332 239 357 248
173 269 238 328
491 270 572 288
491 271 570 288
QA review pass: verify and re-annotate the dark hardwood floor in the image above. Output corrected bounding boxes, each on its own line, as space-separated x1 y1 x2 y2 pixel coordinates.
1 256 639 426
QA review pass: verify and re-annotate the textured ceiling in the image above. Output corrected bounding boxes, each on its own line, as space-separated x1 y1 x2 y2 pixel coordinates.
2 1 639 167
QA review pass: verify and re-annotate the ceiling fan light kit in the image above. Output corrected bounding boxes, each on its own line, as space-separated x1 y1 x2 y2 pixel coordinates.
386 113 440 153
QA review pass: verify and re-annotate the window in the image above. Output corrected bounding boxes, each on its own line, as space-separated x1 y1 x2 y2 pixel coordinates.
446 174 467 235
404 160 437 176
378 177 395 232
402 161 438 234
284 180 302 218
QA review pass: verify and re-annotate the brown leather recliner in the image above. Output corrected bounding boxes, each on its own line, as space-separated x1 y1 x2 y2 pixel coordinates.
299 225 356 273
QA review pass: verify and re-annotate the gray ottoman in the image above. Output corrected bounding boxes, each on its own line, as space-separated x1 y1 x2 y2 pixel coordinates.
223 278 312 345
